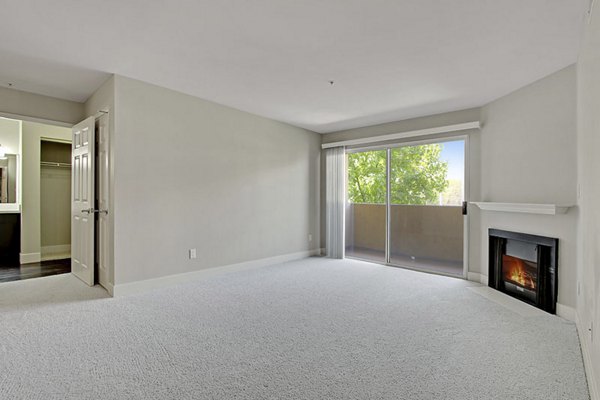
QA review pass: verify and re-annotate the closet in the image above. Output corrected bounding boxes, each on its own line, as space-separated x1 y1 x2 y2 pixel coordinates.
40 140 71 260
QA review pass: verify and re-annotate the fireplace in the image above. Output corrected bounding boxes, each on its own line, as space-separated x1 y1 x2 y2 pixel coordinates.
488 229 558 314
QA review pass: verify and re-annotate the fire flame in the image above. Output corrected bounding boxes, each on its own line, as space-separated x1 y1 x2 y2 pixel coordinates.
503 255 536 290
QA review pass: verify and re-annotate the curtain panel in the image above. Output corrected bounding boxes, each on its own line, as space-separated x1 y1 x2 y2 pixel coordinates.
325 146 345 259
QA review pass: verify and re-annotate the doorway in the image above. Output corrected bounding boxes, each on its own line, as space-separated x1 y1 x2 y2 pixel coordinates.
0 117 74 282
345 137 467 277
0 113 111 293
41 139 72 261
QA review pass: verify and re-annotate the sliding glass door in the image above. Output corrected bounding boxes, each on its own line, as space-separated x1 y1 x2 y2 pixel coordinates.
345 149 387 263
389 140 465 276
345 138 466 277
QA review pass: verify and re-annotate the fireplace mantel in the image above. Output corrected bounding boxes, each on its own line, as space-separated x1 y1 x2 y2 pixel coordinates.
470 202 573 215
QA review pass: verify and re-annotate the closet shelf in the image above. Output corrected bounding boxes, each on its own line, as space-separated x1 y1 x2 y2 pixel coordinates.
41 161 71 168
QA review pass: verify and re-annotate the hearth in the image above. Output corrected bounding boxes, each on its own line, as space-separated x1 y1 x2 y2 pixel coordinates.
488 229 558 314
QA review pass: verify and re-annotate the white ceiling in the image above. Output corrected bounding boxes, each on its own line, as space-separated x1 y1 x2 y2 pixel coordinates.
0 0 589 133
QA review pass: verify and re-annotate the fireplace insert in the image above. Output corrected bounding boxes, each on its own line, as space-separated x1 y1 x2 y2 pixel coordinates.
488 229 558 314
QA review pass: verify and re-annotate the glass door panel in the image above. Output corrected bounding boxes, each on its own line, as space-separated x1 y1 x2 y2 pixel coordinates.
345 150 387 263
389 140 465 276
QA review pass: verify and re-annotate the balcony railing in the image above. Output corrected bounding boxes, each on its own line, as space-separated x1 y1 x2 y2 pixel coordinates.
345 203 463 271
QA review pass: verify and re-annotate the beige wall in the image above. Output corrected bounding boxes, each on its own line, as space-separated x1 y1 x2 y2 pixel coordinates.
576 3 600 396
477 65 578 309
346 204 463 262
321 108 482 146
480 65 577 205
40 142 71 249
0 86 84 126
21 121 71 262
40 166 71 247
0 117 22 155
322 65 577 309
111 75 321 285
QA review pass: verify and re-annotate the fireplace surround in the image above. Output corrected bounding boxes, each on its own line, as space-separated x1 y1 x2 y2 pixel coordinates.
488 229 558 314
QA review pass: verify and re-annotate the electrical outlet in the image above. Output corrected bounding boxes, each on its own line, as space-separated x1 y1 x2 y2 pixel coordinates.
189 248 197 259
308 234 313 242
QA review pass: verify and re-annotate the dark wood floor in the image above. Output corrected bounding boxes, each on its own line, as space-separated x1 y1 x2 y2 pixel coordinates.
0 258 71 283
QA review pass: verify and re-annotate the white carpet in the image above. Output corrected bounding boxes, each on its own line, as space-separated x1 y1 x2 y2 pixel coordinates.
0 257 589 399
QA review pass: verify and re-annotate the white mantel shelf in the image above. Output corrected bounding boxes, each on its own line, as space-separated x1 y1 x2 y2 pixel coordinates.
469 202 573 215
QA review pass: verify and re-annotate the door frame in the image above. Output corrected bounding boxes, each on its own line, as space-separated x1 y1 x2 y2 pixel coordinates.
94 112 110 291
346 133 470 279
3 110 113 293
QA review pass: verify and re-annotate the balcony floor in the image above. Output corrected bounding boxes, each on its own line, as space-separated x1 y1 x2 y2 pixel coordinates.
345 246 463 277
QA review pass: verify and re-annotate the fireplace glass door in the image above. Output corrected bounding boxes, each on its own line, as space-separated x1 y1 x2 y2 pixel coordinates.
502 254 538 302
488 229 558 313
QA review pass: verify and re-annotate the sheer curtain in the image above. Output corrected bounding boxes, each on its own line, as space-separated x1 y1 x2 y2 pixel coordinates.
325 146 345 259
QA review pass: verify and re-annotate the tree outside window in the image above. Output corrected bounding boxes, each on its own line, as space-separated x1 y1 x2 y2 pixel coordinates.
347 143 460 205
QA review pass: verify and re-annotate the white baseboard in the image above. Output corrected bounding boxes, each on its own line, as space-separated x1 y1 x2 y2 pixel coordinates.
577 312 599 400
113 248 322 297
41 244 71 261
467 272 488 285
556 303 576 322
20 252 41 264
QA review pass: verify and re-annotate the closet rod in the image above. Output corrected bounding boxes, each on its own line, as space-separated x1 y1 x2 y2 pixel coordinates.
40 161 72 168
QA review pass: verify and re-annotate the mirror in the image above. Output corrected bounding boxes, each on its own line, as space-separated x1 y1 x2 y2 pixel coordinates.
0 154 17 203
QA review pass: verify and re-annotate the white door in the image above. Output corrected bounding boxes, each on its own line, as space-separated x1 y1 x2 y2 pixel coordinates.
71 117 95 286
96 114 109 289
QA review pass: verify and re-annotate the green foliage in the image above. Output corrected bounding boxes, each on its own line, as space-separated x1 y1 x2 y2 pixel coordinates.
440 179 463 205
347 144 449 205
390 145 449 205
346 150 387 204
